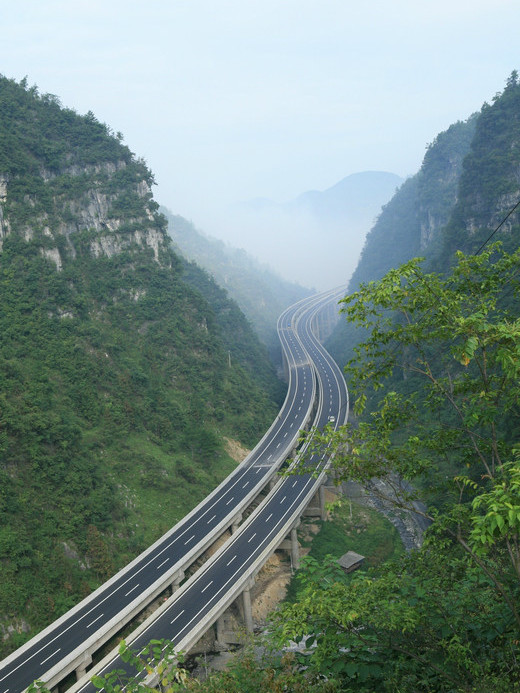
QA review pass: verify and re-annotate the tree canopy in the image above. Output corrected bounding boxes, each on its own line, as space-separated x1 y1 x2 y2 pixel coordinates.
277 243 520 691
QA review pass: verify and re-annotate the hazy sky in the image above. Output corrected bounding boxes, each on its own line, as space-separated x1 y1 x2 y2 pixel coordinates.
2 1 519 267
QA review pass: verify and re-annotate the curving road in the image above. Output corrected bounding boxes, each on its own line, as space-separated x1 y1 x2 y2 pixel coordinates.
0 293 332 692
70 287 349 691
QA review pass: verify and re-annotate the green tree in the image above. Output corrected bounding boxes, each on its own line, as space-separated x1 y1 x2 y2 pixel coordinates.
90 639 188 692
280 244 520 691
90 639 336 693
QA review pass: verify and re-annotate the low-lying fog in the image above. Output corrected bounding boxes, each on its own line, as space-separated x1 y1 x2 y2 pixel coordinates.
193 171 404 291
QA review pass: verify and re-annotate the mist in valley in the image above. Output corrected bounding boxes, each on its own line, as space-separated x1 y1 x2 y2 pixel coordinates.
194 171 404 291
3 2 516 298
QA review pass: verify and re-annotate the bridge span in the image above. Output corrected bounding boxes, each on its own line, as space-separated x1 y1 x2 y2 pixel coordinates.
0 287 347 692
71 287 349 691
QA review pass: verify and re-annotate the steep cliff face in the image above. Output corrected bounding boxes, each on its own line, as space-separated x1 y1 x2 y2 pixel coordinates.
438 73 520 263
416 117 478 249
0 76 171 271
0 156 168 266
328 74 520 368
0 76 281 655
344 116 476 294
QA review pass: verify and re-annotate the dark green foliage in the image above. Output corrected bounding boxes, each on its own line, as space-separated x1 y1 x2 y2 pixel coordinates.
438 73 520 264
284 501 403 604
0 77 133 176
347 176 421 292
327 116 476 369
301 73 520 691
180 258 285 405
0 76 281 655
274 546 520 692
277 244 520 692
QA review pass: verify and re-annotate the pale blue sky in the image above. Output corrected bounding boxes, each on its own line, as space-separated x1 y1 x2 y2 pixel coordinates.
1 0 519 257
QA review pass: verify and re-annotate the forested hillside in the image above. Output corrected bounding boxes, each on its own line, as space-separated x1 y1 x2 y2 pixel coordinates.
163 210 311 353
0 76 281 655
327 114 477 367
436 71 520 264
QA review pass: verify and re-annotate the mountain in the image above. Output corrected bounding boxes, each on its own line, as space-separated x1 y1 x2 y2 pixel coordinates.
347 119 478 291
326 118 477 367
263 74 520 693
436 71 520 265
289 171 404 222
0 75 281 654
230 171 403 290
327 73 520 370
162 209 312 355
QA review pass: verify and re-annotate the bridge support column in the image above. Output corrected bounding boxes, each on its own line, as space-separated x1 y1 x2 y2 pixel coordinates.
303 483 326 521
213 611 240 649
279 521 300 571
290 527 300 570
319 484 326 521
75 652 92 680
215 614 228 649
231 513 242 534
170 570 185 594
237 577 255 633
241 587 254 633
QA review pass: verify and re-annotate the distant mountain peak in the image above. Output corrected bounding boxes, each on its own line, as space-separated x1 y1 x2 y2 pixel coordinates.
230 171 404 289
292 171 404 216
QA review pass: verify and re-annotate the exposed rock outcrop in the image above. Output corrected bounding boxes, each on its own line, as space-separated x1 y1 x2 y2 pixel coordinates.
0 158 169 269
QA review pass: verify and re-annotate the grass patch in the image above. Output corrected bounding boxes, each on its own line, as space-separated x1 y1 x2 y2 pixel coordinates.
104 432 237 565
285 497 404 602
307 498 404 566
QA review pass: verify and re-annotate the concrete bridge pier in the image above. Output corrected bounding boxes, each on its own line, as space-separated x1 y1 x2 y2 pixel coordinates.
214 613 229 649
170 569 185 595
279 521 301 571
290 526 300 570
303 483 326 521
311 301 340 342
213 576 256 650
75 652 92 681
237 576 256 633
240 586 254 633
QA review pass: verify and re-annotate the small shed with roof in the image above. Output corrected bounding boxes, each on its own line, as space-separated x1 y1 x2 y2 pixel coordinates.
337 551 365 573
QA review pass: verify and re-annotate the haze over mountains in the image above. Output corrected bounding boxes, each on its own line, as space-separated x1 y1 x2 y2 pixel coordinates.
163 209 311 353
216 171 403 290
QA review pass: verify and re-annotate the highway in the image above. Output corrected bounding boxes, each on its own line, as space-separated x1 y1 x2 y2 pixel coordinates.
70 287 349 691
0 297 324 692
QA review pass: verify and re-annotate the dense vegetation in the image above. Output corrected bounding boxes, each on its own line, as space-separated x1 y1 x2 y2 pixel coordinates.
269 74 520 692
0 75 282 654
282 244 519 690
94 72 520 693
437 71 520 265
12 71 520 692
